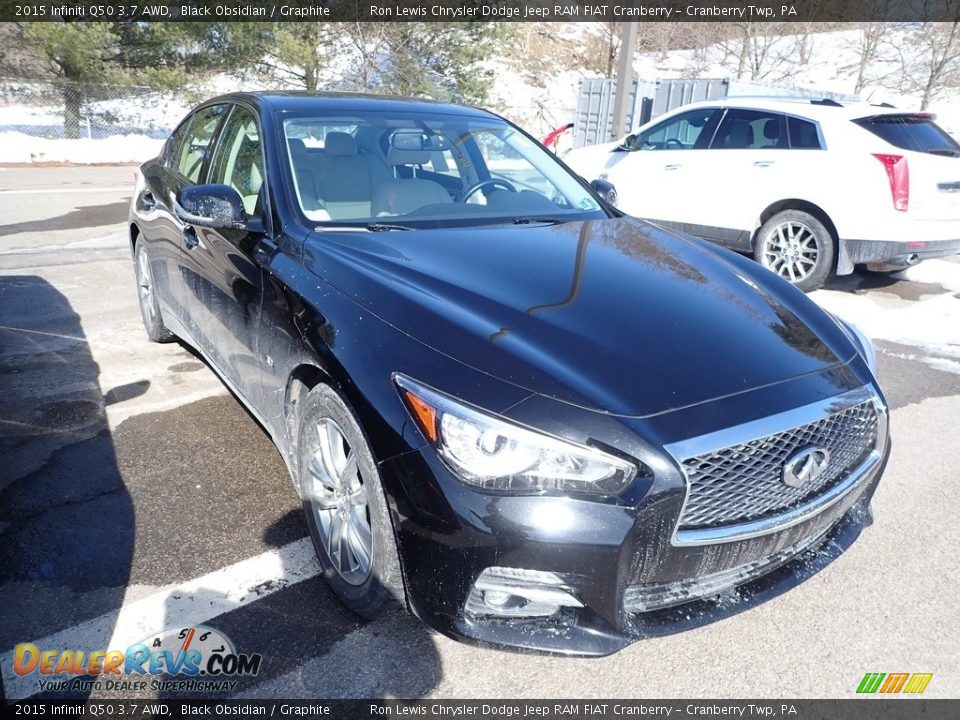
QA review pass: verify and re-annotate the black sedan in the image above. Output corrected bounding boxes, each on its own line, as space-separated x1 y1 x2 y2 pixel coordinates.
129 92 889 655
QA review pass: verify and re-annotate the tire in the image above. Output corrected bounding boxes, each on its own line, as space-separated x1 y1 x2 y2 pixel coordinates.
754 210 835 292
296 384 404 618
133 241 175 343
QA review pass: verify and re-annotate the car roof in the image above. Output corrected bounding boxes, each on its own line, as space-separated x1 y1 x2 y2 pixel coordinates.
202 91 495 118
677 96 912 120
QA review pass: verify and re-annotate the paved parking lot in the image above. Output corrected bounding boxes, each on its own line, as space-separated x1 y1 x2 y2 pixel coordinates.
1 165 958 699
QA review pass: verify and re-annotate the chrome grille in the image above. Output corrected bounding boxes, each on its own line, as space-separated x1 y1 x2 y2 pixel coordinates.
678 401 878 530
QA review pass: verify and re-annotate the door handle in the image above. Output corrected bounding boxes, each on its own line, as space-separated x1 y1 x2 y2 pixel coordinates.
753 160 775 167
182 226 199 250
664 164 681 170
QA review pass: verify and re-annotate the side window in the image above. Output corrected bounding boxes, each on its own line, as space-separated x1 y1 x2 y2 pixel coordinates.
632 108 720 150
174 104 228 183
166 120 191 169
711 109 788 150
208 106 265 217
787 116 823 149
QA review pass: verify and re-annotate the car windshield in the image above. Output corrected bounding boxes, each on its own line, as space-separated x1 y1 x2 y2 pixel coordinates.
282 110 606 228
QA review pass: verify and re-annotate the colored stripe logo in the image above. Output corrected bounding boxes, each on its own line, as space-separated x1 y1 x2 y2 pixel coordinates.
857 672 933 694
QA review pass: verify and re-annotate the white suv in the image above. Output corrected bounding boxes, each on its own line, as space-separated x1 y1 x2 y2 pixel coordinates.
564 97 960 291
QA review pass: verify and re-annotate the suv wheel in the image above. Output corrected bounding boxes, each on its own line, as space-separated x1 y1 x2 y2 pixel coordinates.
754 210 835 292
297 384 404 618
134 241 174 343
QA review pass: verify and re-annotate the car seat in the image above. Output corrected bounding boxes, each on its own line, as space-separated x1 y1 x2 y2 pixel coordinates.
312 132 390 219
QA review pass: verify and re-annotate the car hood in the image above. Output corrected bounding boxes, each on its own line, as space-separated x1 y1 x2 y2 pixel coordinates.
306 217 857 417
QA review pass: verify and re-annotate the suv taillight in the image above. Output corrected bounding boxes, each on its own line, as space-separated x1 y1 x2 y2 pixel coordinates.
872 153 909 212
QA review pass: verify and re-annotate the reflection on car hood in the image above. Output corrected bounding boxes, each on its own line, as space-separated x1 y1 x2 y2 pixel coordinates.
307 217 857 417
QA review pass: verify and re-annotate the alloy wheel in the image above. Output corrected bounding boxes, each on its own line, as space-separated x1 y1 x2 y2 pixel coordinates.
136 247 157 324
760 220 821 284
305 418 373 586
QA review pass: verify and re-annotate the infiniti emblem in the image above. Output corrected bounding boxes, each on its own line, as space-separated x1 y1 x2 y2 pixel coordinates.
782 447 831 488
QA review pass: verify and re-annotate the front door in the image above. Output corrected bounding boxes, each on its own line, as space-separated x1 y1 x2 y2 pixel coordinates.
607 107 722 225
180 104 269 404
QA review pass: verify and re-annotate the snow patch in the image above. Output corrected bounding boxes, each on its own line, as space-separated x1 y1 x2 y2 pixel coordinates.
892 259 960 294
0 131 162 165
811 261 960 359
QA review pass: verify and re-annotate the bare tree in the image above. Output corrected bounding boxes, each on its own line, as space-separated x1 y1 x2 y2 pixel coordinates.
851 23 891 94
886 22 960 109
792 22 817 65
721 23 802 81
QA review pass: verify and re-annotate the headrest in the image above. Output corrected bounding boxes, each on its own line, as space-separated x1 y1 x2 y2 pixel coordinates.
762 119 781 140
324 132 357 157
288 138 308 155
387 147 431 166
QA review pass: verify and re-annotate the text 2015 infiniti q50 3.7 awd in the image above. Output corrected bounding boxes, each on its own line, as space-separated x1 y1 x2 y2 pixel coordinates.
129 92 889 655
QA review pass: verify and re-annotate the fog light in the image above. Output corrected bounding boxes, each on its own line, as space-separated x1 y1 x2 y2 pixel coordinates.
464 567 583 618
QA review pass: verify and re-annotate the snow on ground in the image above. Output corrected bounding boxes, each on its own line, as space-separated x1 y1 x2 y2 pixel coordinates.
0 131 163 164
812 259 960 372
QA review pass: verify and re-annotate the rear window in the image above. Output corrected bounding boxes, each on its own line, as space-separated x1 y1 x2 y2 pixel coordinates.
854 115 960 156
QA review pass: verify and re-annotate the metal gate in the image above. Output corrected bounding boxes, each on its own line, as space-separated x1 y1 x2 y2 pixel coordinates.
574 78 730 149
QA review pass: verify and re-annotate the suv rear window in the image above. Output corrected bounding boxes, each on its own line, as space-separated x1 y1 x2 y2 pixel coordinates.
854 114 960 157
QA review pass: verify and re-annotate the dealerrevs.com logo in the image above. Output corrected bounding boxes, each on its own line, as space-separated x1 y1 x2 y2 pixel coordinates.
13 625 262 693
857 672 933 695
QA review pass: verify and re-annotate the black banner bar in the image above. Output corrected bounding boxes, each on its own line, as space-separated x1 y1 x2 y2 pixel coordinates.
4 700 960 720
1 0 960 23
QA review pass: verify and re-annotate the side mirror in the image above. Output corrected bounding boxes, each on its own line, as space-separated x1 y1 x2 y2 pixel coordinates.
621 134 638 151
590 179 618 206
175 184 247 230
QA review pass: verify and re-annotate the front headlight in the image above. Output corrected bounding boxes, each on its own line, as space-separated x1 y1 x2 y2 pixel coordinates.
395 374 637 494
837 318 878 375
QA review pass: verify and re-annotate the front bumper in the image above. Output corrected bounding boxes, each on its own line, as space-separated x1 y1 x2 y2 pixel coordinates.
379 404 890 656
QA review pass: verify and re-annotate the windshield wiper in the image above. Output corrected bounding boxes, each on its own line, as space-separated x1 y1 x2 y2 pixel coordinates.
314 222 415 232
927 148 960 157
366 222 414 232
513 217 567 226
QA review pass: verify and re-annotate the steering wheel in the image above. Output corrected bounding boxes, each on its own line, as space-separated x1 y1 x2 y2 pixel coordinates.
664 138 685 149
460 178 517 203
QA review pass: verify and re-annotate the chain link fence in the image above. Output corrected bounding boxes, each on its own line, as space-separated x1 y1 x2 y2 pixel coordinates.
0 77 191 140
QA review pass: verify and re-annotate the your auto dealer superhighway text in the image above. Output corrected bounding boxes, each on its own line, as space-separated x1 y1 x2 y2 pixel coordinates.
369 5 796 19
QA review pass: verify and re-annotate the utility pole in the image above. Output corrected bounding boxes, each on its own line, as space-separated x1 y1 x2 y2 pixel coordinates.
610 22 639 141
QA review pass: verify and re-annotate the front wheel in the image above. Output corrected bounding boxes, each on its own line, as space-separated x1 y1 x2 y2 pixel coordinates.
297 384 404 618
754 210 835 292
